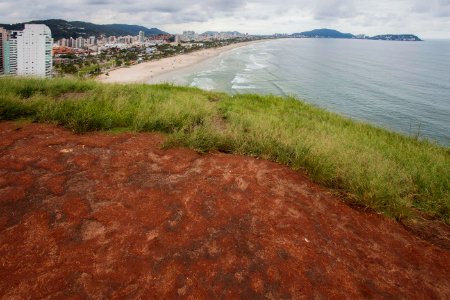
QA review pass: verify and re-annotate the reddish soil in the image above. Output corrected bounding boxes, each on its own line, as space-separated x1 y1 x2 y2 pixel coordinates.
0 122 449 299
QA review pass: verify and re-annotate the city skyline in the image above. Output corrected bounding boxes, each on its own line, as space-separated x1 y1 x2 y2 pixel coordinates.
1 0 450 39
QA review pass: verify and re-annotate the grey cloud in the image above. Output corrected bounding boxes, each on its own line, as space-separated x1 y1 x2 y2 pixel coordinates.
85 0 110 5
313 0 356 19
0 0 449 38
413 0 450 17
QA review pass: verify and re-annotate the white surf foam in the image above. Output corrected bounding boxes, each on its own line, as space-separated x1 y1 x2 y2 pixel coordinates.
231 74 250 84
190 77 215 91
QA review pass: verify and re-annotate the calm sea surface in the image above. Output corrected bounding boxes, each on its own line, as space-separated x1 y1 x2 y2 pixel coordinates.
152 39 450 145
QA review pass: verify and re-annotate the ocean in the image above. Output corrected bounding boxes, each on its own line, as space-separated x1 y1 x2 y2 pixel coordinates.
149 39 450 146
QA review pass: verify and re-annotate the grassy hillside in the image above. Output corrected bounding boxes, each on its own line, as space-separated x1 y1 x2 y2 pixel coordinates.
0 77 449 223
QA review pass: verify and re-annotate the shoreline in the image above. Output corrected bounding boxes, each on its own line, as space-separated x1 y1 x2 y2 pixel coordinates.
97 40 268 84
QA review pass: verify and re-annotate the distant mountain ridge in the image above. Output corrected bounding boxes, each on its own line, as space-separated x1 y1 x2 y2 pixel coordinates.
291 28 422 41
0 19 168 39
293 29 355 39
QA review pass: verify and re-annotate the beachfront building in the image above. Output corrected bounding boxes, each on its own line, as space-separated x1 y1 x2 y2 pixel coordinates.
198 31 245 41
15 24 53 77
2 31 17 75
1 24 53 77
181 31 198 42
0 27 8 74
2 39 16 75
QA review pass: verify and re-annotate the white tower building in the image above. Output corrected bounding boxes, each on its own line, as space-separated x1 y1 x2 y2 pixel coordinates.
88 36 96 46
139 31 145 44
76 37 85 49
16 24 53 77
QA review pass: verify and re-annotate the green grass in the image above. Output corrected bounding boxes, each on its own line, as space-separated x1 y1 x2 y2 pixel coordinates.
77 61 115 77
1 77 449 223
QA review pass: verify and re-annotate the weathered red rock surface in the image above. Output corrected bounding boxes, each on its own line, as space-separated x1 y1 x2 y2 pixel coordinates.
0 122 449 299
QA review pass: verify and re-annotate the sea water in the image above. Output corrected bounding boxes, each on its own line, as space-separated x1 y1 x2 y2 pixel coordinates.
149 39 450 145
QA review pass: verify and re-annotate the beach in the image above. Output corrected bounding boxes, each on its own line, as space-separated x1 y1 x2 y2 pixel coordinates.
98 40 265 84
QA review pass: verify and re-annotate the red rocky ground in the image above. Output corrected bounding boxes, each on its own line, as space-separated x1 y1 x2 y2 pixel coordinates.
0 122 449 299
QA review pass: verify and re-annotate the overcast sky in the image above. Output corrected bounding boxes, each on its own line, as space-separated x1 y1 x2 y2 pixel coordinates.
1 0 450 38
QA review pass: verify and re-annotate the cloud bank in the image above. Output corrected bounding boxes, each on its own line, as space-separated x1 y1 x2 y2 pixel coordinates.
0 0 449 38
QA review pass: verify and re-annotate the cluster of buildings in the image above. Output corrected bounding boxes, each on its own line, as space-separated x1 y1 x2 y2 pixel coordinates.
0 24 53 77
54 32 172 53
55 36 96 49
0 23 251 79
176 31 247 42
53 30 247 53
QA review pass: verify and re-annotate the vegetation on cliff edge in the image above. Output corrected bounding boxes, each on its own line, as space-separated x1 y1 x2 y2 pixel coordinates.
0 77 448 223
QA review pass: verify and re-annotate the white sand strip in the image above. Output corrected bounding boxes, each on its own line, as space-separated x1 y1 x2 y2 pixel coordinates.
97 40 267 84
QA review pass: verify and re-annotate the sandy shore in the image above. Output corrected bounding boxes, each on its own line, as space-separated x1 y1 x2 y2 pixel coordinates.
98 40 265 84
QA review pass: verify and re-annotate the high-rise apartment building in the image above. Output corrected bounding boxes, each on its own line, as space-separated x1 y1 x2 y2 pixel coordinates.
2 31 18 75
181 31 198 42
57 38 67 47
88 36 96 46
1 24 52 77
3 38 17 75
15 24 53 77
0 27 8 74
69 37 76 48
139 31 145 44
76 37 85 49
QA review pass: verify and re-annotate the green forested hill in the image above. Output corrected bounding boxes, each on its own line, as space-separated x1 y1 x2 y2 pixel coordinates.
0 19 168 39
